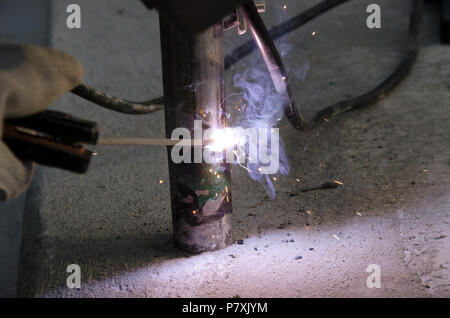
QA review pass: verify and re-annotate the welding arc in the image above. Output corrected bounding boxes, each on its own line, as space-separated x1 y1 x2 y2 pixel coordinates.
225 0 351 69
312 0 422 124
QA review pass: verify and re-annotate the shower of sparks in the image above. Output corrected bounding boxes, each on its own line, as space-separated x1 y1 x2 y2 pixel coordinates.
334 180 344 186
333 234 340 241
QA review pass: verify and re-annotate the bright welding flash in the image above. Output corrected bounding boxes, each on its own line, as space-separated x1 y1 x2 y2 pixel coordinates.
206 128 244 152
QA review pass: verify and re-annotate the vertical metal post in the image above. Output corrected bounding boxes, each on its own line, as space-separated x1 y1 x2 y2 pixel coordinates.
160 18 233 253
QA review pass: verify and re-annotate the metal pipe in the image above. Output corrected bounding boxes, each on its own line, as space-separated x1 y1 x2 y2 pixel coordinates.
160 18 233 253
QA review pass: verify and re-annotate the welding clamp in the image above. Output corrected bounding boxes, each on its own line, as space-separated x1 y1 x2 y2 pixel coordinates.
3 110 99 174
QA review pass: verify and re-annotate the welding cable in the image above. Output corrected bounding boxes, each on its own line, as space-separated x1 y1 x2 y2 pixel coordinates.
312 0 423 124
71 83 164 114
225 0 351 69
69 0 351 114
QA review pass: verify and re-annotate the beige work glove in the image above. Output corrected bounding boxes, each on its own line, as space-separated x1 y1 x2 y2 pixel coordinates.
0 44 83 201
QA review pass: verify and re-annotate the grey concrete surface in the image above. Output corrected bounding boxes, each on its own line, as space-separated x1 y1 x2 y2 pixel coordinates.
0 0 49 298
15 0 450 297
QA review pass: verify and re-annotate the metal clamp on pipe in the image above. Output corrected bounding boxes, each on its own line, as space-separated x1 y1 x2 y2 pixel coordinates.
239 1 306 130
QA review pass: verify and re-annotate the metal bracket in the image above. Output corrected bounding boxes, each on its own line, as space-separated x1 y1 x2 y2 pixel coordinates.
223 0 265 35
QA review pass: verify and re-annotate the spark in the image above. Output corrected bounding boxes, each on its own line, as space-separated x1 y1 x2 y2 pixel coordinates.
306 210 312 215
192 210 197 215
356 211 363 216
273 177 277 181
324 118 329 122
334 180 344 186
198 108 207 118
159 179 164 184
283 4 287 10
295 178 301 182
226 196 230 203
333 234 340 241
422 169 429 172
312 31 317 36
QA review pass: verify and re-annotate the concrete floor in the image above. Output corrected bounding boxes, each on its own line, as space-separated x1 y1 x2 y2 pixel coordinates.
10 0 450 297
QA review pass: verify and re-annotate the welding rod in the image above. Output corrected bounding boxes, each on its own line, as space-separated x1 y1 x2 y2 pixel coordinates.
98 138 213 147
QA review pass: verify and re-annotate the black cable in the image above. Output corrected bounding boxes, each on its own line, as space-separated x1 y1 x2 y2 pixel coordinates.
71 83 164 115
313 0 422 124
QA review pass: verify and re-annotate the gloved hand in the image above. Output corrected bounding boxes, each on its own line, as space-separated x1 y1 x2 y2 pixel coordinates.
0 44 83 201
